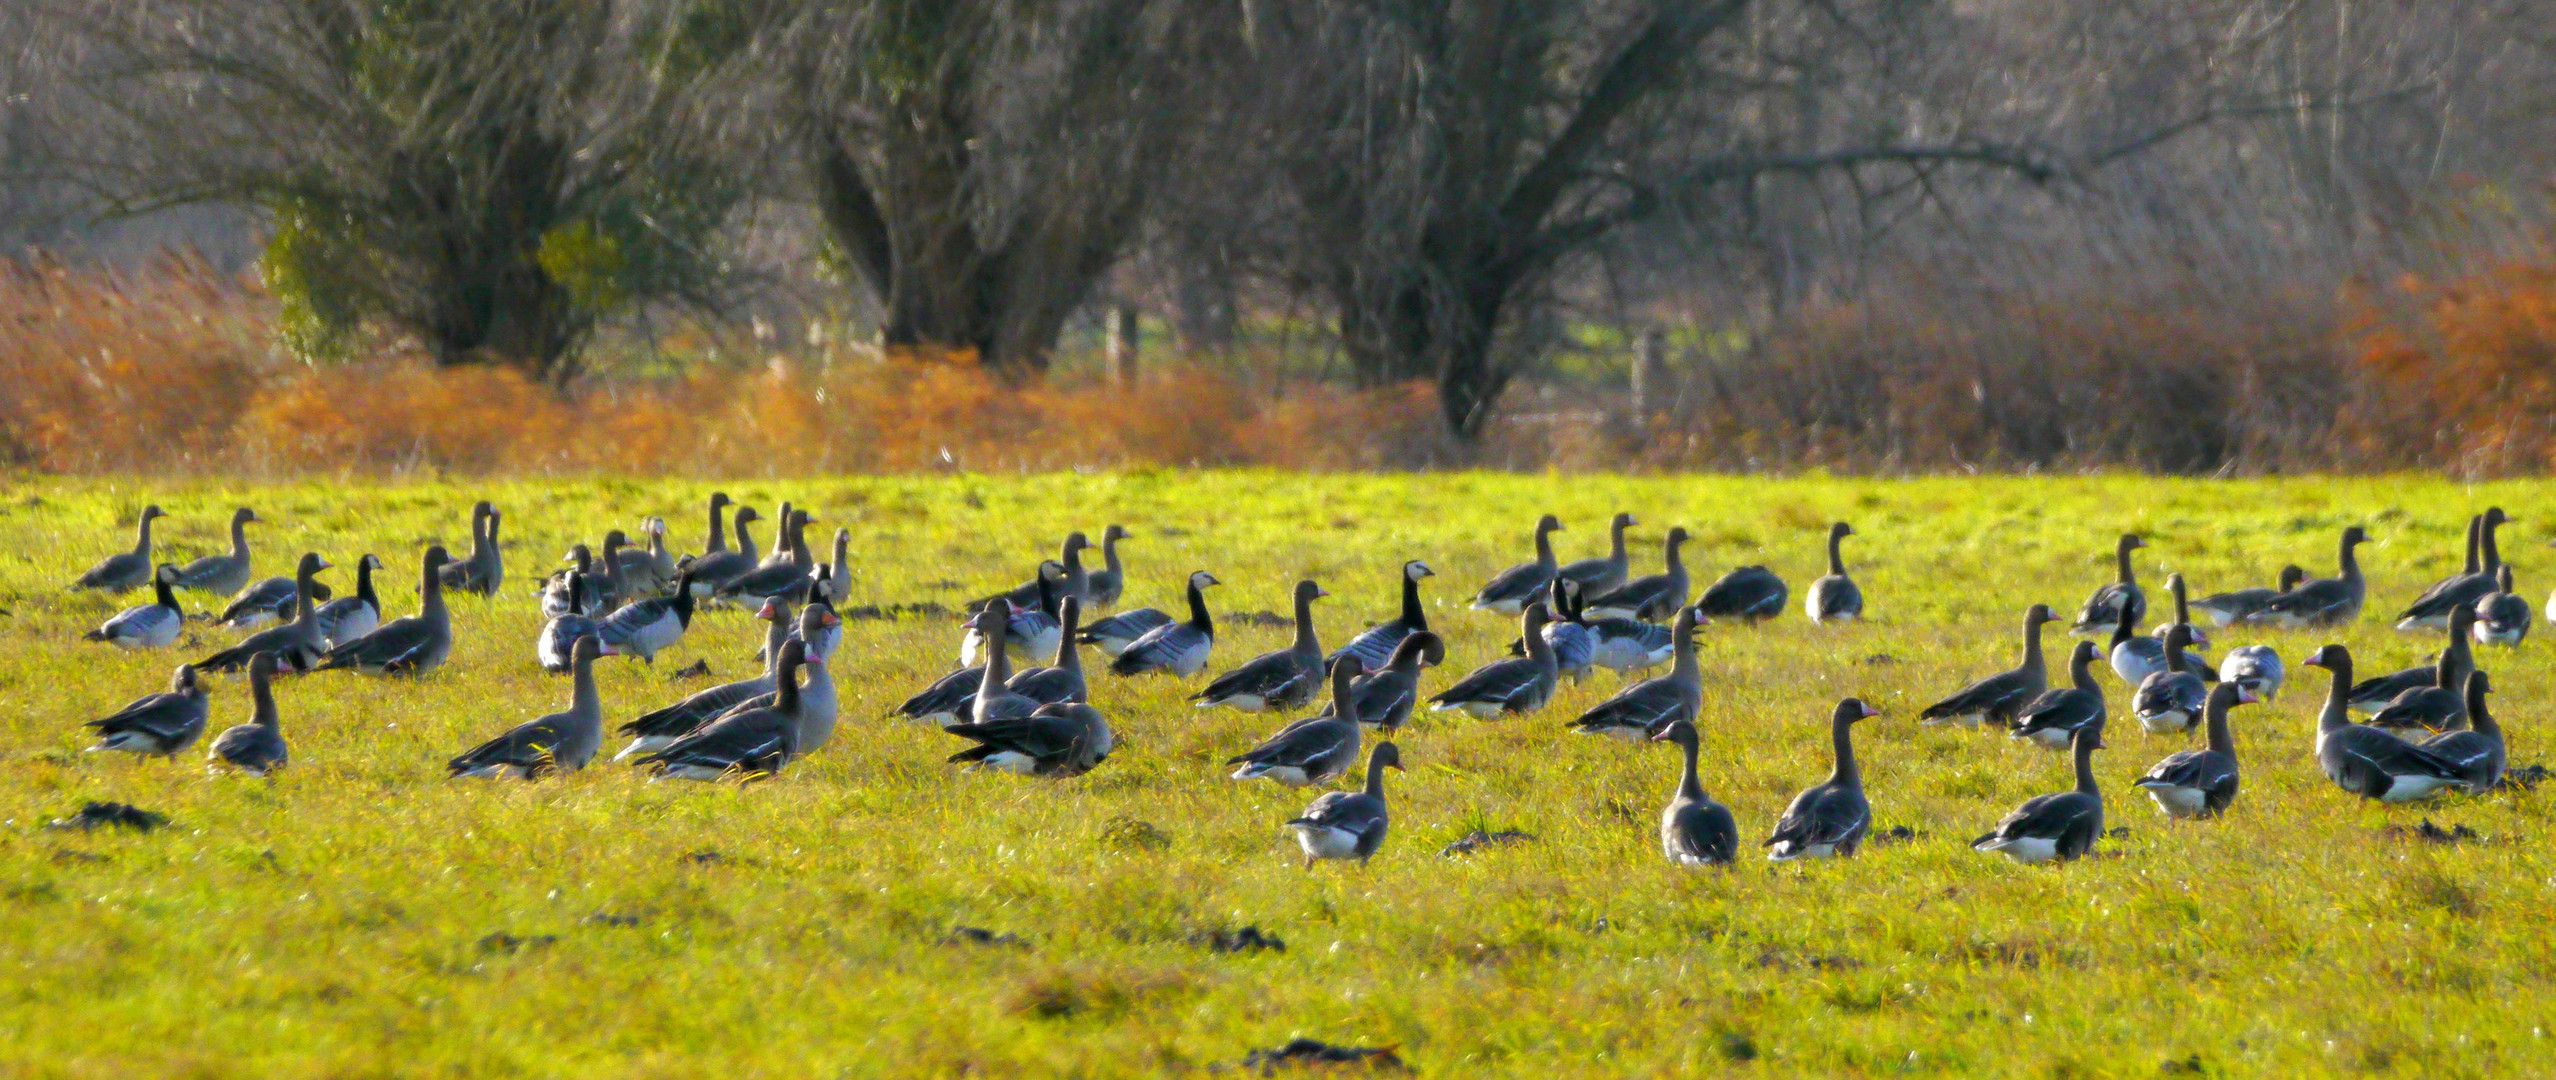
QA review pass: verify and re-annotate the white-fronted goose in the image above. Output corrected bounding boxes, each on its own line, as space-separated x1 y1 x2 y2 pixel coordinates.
1765 698 1880 860
2366 629 2472 733
198 553 334 674
311 553 384 647
172 507 261 596
1428 601 1560 718
2422 671 2506 795
1004 596 1089 708
1229 660 1365 787
713 536 821 608
1330 560 1433 673
1692 561 1787 626
436 502 503 596
706 603 842 752
1284 741 1401 868
1804 522 1863 624
960 561 1066 667
1570 607 1703 740
1585 527 1691 622
617 598 795 758
584 530 638 612
1085 524 1132 609
1324 631 1442 733
71 504 165 592
449 635 605 779
2148 573 2214 654
2012 641 2106 750
678 506 762 597
537 571 607 673
83 663 207 757
1557 512 1636 596
206 651 289 776
2304 645 2466 802
758 502 800 569
696 493 734 556
1973 722 2106 863
2244 526 2368 629
1111 570 1220 677
1469 514 1562 615
596 569 699 663
215 572 333 630
2106 593 2208 687
613 517 677 596
2069 533 2147 634
314 547 454 676
2135 682 2256 819
87 564 184 650
2218 644 2284 703
966 605 1042 724
2190 565 2308 628
635 641 805 782
1650 719 1738 866
944 702 1114 777
1193 580 1328 711
2398 509 2508 630
2131 626 2210 735
1920 604 2057 728
2473 565 2529 646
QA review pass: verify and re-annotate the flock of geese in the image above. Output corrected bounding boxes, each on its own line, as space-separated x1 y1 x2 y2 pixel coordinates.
62 497 2534 869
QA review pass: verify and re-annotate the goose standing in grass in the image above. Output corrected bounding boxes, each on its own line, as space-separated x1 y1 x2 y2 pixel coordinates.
2131 626 2211 735
1651 720 1737 866
2134 682 2257 819
2218 643 2284 703
2473 565 2529 646
1326 632 1442 733
2303 644 2467 802
943 702 1114 777
757 502 800 569
1193 580 1328 711
1330 560 1434 673
70 504 165 592
82 663 208 758
960 562 1066 667
1972 722 2106 863
1570 608 1703 740
2150 573 2213 654
1558 512 1637 596
1585 527 1691 622
537 571 606 673
215 572 332 630
595 570 699 663
198 553 334 674
964 605 1042 723
618 598 796 759
2070 533 2147 634
2107 591 2213 686
448 635 605 779
704 603 843 752
2423 672 2506 794
2013 641 2107 750
2244 526 2368 629
1470 514 1561 615
1229 660 1366 787
1692 559 1787 625
1803 522 1863 624
2190 565 2307 628
172 507 262 596
1920 604 2057 729
1283 742 1401 869
2367 639 2472 733
436 502 503 596
692 493 734 561
1002 597 1089 708
585 530 636 612
206 652 289 777
816 529 851 605
2349 607 2475 715
1429 602 1561 718
86 565 184 650
984 533 1092 612
2398 509 2508 630
635 642 805 782
1084 524 1132 609
614 517 678 596
678 505 761 598
314 547 454 676
311 553 384 647
542 546 600 618
1764 699 1880 861
1111 570 1220 677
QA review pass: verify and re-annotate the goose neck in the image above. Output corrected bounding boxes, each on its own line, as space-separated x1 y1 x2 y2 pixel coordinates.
2468 682 2499 738
707 501 728 554
1186 579 1215 634
1291 591 1320 654
134 513 155 556
1534 522 1556 568
1399 572 1426 627
251 668 279 730
1829 715 1860 786
1363 754 1390 799
2482 516 2505 572
2319 658 2352 732
1677 734 1706 801
2071 735 2099 794
1826 530 1847 576
2020 615 2047 675
2203 694 2235 759
2115 541 2136 585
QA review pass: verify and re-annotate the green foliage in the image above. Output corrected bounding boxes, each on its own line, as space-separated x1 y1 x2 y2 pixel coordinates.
257 198 364 364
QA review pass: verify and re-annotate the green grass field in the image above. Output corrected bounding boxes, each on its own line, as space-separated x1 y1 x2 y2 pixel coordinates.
3 471 2551 1078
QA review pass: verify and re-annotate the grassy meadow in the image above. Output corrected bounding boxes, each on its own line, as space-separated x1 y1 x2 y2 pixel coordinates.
4 471 2554 1077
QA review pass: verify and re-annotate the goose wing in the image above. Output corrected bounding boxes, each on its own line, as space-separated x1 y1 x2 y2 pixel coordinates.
1193 649 1318 705
1428 657 1548 711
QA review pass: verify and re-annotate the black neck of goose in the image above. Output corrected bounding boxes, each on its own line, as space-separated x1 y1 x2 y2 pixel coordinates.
1186 579 1214 634
2171 579 2190 625
1035 574 1060 619
469 510 489 558
1399 571 1426 629
2071 732 2099 794
669 581 695 628
355 558 376 608
777 654 804 713
1827 529 1847 576
707 502 728 554
152 570 177 610
1829 713 1860 786
2467 678 2499 738
2020 615 2047 677
420 560 447 624
2115 540 2136 585
2110 603 2137 650
1533 522 1556 568
2069 647 2097 692
2161 634 2186 668
2319 655 2352 732
2337 534 2361 581
2461 516 2481 575
1677 732 1706 801
251 666 279 730
2203 689 2236 759
2482 516 2505 572
1364 753 1390 799
1291 590 1320 655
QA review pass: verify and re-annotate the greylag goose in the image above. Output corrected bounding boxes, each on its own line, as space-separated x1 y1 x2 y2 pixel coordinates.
1569 607 1702 740
448 635 605 778
172 507 261 596
617 598 796 758
2217 643 2283 703
1764 698 1880 860
1111 570 1220 677
1284 741 1401 868
86 564 184 649
537 571 607 673
2134 682 2255 819
817 529 851 605
1329 560 1433 673
2243 526 2367 629
1229 660 1366 787
2012 641 2105 750
70 504 165 592
2190 565 2308 628
2303 645 2466 802
197 553 334 674
2398 509 2508 630
1692 562 1787 625
311 553 383 647
595 569 700 663
678 505 762 598
706 603 842 752
1428 601 1560 718
1585 527 1690 622
82 663 208 757
2130 626 2209 735
436 501 503 596
214 572 330 630
1469 514 1562 615
944 702 1114 777
960 561 1066 667
2473 565 2529 646
634 641 805 782
2422 671 2506 794
1325 631 1442 733
1972 722 2106 863
2069 533 2147 634
1084 524 1132 609
313 547 454 676
1919 604 2057 728
1651 720 1738 866
1803 522 1863 624
713 532 822 608
1004 596 1089 708
206 651 289 776
1192 580 1327 711
964 605 1042 723
1557 512 1636 596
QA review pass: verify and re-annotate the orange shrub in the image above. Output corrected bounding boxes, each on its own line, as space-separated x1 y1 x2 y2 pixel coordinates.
2351 258 2556 475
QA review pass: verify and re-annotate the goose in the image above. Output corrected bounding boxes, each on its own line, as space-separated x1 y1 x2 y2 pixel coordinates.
2303 644 2466 802
1469 514 1562 615
595 570 700 663
2398 509 2509 630
537 571 608 673
777 570 848 667
1084 524 1132 609
2134 682 2257 819
983 533 1092 612
1330 560 1433 673
695 493 735 557
310 553 384 647
1324 631 1442 733
1508 577 1597 682
1578 582 1674 676
634 641 806 782
1650 720 1738 866
701 603 843 752
775 506 817 569
82 663 208 758
1569 607 1703 740
713 530 823 607
2013 641 2106 750
1229 660 1366 787
172 507 261 596
1803 522 1863 624
1557 512 1637 596
197 553 334 674
1427 601 1561 718
960 562 1066 667
2190 565 2308 628
70 504 165 592
2130 626 2211 735
1192 580 1328 711
1283 741 1401 869
86 564 184 649
617 598 797 759
2107 589 2214 686
585 530 638 613
1920 604 2057 728
2244 526 2368 629
613 517 678 596
1080 606 1174 658
2218 643 2284 703
964 606 1042 724
1004 596 1090 708
2070 534 2147 634
944 702 1114 777
816 529 851 605
896 665 990 726
1585 527 1691 622
2422 672 2506 794
757 502 800 569
2364 604 2477 728
313 547 455 676
1972 722 2106 863
448 635 605 778
1764 698 1881 860
215 573 331 629
206 651 289 776
2366 636 2471 733
2148 573 2214 655
1692 561 1787 625
678 505 763 598
1111 570 1220 677
2473 565 2530 646
436 501 504 596
542 545 601 618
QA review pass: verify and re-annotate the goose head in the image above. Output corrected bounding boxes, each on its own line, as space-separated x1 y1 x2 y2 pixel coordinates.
2210 681 2259 708
709 492 731 511
1613 512 1638 530
2276 565 2306 591
1649 718 1700 749
247 650 279 680
2301 644 2350 671
359 553 385 572
1188 570 1222 591
2340 525 2368 549
2163 623 2194 653
1295 579 1329 604
1368 742 1404 772
755 596 788 622
2025 603 2058 627
155 563 183 585
422 546 452 575
140 505 166 523
1522 600 1551 636
2117 534 2146 554
1535 514 1563 535
732 506 762 528
1039 560 1070 584
296 552 333 578
1386 631 1444 671
1834 698 1882 724
171 663 200 693
232 507 262 528
2072 721 2108 751
1104 524 1132 542
1674 604 1703 634
968 603 1009 638
1830 521 1856 541
570 634 604 664
1664 526 1691 553
1062 532 1090 557
1402 560 1434 582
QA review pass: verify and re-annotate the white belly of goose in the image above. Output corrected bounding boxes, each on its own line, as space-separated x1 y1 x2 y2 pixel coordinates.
2477 625 2525 646
2017 726 2073 750
651 763 732 783
1977 836 2062 864
1290 824 1362 860
1201 693 1269 711
977 750 1041 775
1234 763 1315 787
1439 700 1511 720
2397 614 2451 632
2139 709 2197 735
2137 782 2209 818
1768 840 1840 862
614 735 681 761
2379 773 2458 803
1923 711 1988 729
